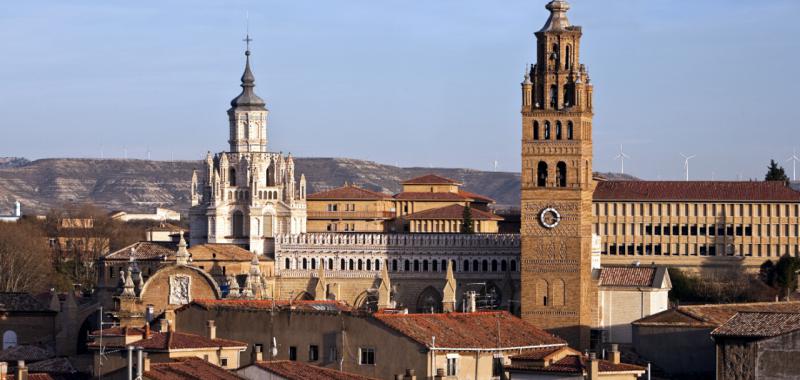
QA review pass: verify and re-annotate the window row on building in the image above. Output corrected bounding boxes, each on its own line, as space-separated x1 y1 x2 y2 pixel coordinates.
594 202 800 218
603 242 800 257
282 256 518 273
597 223 800 238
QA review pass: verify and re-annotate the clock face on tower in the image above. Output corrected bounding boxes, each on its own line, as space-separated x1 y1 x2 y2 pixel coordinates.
539 207 561 229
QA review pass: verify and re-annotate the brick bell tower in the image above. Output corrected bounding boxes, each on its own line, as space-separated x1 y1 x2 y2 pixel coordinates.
520 0 596 349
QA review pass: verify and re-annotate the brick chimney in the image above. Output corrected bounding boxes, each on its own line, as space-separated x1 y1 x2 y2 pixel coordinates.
143 323 151 339
0 361 7 380
15 361 27 380
609 344 620 364
207 320 216 340
252 344 263 362
434 368 445 380
587 353 599 380
159 318 169 333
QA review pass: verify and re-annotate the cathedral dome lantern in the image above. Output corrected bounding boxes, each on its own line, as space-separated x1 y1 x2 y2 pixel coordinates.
230 49 267 110
539 0 571 32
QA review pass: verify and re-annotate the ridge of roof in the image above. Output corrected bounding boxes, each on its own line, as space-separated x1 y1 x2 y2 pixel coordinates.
307 185 392 200
404 204 503 221
594 180 800 202
402 174 461 185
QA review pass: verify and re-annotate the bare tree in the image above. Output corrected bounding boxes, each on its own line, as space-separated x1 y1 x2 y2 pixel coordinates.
0 220 53 293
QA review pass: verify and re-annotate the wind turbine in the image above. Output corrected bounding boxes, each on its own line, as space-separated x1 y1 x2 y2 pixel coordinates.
786 148 799 181
680 153 696 181
614 144 630 174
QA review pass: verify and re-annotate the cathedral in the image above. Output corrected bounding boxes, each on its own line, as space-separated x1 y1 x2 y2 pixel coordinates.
188 43 307 255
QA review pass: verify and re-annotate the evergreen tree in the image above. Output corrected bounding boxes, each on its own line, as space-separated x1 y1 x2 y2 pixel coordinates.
461 204 474 234
765 159 789 182
775 254 800 299
759 259 776 287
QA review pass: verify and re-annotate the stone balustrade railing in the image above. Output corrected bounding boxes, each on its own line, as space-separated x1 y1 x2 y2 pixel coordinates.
274 233 520 249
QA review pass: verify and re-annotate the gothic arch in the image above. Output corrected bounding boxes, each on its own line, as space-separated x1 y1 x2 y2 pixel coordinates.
557 162 567 188
556 121 563 140
537 161 548 187
294 291 313 301
567 121 574 140
232 211 245 238
228 168 236 186
535 279 549 306
544 121 551 140
353 291 378 312
416 286 442 313
533 121 540 140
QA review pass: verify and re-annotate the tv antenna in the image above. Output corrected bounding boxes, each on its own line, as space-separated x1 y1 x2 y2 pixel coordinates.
680 153 696 181
614 144 630 174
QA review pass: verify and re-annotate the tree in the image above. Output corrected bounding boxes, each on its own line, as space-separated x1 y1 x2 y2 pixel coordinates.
0 220 54 293
775 254 800 299
765 159 789 182
461 204 474 234
760 259 776 287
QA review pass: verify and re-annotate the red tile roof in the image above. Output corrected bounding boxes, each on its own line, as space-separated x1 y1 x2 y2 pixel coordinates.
509 354 645 375
458 190 495 203
308 186 392 200
187 299 352 313
393 192 469 201
633 302 800 328
88 330 246 351
712 311 800 338
404 204 503 221
402 174 461 185
593 181 800 202
598 266 667 288
187 244 254 261
0 293 55 313
88 326 145 337
0 345 53 362
250 360 379 380
105 242 253 262
372 311 565 349
8 374 56 380
145 357 242 380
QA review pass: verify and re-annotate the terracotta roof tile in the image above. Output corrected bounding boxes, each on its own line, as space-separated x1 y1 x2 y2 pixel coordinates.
372 311 565 349
458 190 495 203
633 301 800 328
393 192 469 201
593 181 800 202
105 242 254 262
509 353 645 375
308 186 392 200
188 299 352 313
712 311 800 338
402 174 461 185
26 357 77 374
0 293 54 313
187 244 254 261
145 357 242 380
0 345 53 362
598 266 656 287
252 360 379 380
88 326 145 337
89 330 246 351
404 204 503 221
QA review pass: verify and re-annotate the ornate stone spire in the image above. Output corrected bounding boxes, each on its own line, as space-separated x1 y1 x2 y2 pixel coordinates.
540 0 571 32
227 275 240 298
230 41 266 109
121 269 136 297
314 266 327 301
176 231 190 265
377 260 393 309
442 260 457 312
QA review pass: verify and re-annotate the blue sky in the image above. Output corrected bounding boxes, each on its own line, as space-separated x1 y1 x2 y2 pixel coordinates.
0 0 798 180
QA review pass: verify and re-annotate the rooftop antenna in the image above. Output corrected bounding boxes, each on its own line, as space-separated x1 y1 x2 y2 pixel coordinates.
786 148 799 181
680 153 696 181
614 144 630 174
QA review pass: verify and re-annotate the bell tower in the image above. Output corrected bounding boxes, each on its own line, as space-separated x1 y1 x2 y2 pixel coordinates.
520 0 596 349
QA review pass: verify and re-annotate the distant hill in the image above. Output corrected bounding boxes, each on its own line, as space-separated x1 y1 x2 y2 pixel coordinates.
0 157 522 214
0 157 642 215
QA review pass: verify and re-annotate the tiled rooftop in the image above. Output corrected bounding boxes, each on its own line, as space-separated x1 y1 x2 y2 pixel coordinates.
251 360 379 380
712 311 800 338
187 299 352 313
393 192 470 201
509 354 645 375
598 266 667 288
0 345 53 362
307 186 392 200
145 357 242 380
633 301 800 328
89 329 246 351
402 174 460 185
404 204 503 221
0 293 54 313
373 311 565 349
457 190 495 203
594 180 800 202
105 242 253 262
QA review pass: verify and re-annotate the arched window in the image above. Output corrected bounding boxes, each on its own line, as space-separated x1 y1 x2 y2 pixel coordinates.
414 260 420 272
501 260 508 271
423 260 429 272
567 121 574 140
550 85 557 108
228 168 236 186
491 260 498 272
482 260 489 272
404 260 410 271
375 260 381 271
285 258 290 270
473 260 479 272
302 258 308 270
2 331 17 349
552 279 566 306
392 259 398 272
441 259 447 272
311 258 316 270
511 259 517 271
232 211 245 237
432 260 438 272
556 121 562 140
533 121 540 140
340 259 346 270
557 162 567 187
563 84 572 107
537 161 548 187
349 259 355 271
366 260 371 271
357 259 363 271
544 121 551 140
328 258 333 270
463 260 470 272
565 45 571 69
536 279 549 306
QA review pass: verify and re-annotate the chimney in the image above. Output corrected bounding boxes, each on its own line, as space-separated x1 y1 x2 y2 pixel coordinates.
434 368 445 380
143 353 150 373
159 318 169 333
609 344 620 365
466 291 477 313
15 361 27 380
252 344 263 362
395 375 404 380
207 320 217 340
0 362 7 380
143 323 151 339
587 353 599 380
404 369 417 380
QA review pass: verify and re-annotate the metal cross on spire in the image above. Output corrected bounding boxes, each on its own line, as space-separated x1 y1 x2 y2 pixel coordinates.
243 11 253 52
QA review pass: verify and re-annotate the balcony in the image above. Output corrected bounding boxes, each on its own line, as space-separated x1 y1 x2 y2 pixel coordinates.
307 211 395 220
